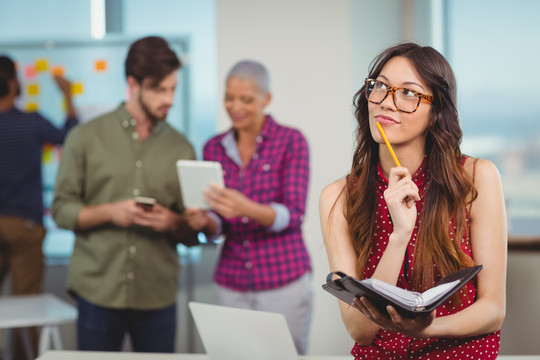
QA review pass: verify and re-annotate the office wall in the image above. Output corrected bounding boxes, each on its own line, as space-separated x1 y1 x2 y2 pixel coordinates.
216 0 354 354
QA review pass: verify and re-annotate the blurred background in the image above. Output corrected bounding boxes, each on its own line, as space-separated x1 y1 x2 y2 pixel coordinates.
0 0 539 356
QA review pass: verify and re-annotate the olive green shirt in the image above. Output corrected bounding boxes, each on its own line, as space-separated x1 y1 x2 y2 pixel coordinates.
52 104 197 310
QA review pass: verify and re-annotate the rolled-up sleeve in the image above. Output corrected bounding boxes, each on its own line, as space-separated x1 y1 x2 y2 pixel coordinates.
278 130 309 231
268 202 290 232
36 113 79 145
205 210 224 241
51 127 86 230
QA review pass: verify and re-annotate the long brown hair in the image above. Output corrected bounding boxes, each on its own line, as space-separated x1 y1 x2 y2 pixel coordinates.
346 42 477 292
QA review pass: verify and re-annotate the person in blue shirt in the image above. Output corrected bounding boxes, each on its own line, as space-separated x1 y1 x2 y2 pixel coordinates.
0 54 78 360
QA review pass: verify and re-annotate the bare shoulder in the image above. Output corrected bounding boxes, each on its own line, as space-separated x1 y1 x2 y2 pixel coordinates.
463 156 502 186
319 178 347 208
465 157 505 222
319 178 348 225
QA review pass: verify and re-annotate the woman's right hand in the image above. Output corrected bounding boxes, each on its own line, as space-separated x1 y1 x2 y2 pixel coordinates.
384 167 421 240
204 184 252 219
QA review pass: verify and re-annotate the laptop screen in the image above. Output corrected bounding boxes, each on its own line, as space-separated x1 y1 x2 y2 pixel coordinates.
189 302 298 360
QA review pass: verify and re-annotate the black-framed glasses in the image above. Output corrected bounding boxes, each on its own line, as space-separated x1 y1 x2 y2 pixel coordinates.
365 78 434 113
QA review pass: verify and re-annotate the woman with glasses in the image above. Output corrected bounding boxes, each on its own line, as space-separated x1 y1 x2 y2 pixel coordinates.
319 42 506 359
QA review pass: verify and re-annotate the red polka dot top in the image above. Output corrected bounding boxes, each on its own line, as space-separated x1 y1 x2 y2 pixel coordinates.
351 158 500 359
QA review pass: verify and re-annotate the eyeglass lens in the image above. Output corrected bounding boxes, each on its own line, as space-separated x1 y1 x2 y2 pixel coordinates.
367 81 419 113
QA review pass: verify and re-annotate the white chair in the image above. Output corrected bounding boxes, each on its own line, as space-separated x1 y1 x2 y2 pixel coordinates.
0 293 77 360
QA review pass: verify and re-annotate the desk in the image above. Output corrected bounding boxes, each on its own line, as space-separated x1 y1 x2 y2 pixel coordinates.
0 294 77 360
37 351 351 360
508 235 540 252
35 350 540 360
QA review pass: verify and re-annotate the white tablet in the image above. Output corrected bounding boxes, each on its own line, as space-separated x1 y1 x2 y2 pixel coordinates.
176 160 224 209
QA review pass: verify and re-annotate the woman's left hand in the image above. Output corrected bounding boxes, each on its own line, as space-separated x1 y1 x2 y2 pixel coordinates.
353 296 435 338
204 184 251 219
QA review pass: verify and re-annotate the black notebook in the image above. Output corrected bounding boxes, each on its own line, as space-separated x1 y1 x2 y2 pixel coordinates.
322 265 482 318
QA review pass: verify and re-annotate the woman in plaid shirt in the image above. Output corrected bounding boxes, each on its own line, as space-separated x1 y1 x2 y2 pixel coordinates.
186 60 313 354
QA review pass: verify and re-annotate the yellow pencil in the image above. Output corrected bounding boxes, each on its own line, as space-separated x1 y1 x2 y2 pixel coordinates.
376 121 401 167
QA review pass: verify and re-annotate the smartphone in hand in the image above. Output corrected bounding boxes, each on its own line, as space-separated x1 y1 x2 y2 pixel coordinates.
134 196 156 212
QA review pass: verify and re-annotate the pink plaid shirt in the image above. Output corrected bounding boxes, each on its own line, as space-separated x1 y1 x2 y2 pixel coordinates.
203 115 311 291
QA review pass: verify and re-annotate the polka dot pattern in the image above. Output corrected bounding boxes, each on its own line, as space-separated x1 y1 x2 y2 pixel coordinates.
351 157 500 359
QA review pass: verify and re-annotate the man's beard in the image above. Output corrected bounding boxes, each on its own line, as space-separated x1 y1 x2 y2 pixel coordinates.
138 93 166 122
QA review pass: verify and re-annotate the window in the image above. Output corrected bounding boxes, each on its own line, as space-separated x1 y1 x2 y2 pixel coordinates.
446 0 540 236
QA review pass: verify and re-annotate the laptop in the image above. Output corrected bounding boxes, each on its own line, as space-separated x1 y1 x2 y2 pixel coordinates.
188 302 299 360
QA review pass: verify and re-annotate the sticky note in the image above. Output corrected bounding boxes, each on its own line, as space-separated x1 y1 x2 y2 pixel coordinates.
36 59 48 72
25 65 37 79
52 66 65 77
26 103 39 112
71 82 83 95
27 84 40 96
95 59 107 72
42 144 54 163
